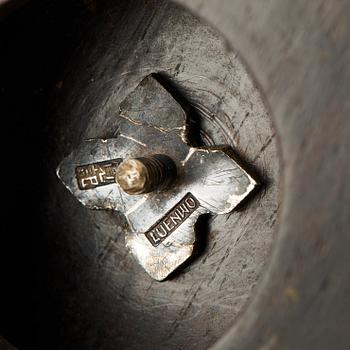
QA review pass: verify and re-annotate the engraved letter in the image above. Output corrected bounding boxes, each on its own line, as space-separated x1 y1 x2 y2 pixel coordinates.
169 211 182 225
185 197 197 209
149 232 160 245
157 225 168 238
163 218 174 232
177 204 190 218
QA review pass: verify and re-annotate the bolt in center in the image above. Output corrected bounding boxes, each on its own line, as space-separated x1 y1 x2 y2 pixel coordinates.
116 154 177 195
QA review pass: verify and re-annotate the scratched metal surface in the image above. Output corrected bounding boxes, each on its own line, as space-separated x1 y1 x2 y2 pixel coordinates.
43 0 279 349
57 75 257 281
174 1 350 350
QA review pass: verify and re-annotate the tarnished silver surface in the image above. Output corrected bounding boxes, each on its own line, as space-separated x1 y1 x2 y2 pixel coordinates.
57 76 256 280
42 2 280 348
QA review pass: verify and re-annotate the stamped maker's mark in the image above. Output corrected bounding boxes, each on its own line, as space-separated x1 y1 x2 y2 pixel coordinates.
145 193 199 247
75 159 122 190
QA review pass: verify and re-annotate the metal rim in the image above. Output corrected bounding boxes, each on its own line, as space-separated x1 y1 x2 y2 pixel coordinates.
173 1 350 349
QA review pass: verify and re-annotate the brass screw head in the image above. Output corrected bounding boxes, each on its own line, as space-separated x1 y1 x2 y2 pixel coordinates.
116 154 177 195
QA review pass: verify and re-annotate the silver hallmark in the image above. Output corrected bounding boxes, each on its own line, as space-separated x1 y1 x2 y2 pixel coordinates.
145 193 199 247
57 75 257 281
75 159 122 190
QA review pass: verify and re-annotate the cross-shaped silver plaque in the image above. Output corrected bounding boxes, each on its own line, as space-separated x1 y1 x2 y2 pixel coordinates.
57 76 257 280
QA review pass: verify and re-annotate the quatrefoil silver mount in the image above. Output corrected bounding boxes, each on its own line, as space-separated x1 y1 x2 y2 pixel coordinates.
57 76 257 280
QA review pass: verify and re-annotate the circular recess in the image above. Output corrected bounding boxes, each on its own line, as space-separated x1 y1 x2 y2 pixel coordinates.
47 1 280 349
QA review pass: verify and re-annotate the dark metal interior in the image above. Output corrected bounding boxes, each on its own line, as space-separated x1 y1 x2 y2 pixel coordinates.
0 1 280 349
3 0 350 349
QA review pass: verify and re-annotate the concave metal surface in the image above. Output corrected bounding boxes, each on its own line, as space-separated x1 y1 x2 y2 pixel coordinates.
42 1 279 349
57 75 257 281
173 1 350 350
3 0 350 349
